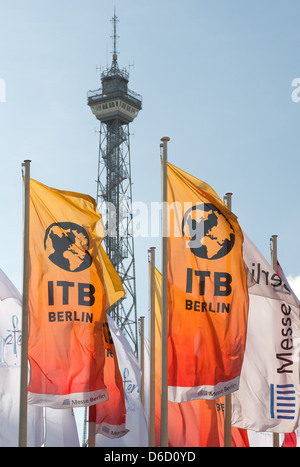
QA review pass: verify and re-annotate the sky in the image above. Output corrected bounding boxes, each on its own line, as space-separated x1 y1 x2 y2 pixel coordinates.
0 0 300 340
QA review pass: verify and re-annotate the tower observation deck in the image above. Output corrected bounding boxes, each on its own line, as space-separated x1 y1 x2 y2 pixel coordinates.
87 12 142 354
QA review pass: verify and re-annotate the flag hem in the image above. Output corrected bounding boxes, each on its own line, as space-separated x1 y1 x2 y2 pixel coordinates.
96 421 129 439
28 388 108 409
168 376 240 402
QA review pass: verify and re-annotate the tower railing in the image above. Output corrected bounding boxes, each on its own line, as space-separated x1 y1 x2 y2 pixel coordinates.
87 88 142 108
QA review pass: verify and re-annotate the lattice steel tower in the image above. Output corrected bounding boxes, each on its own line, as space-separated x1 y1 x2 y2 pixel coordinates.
87 11 142 354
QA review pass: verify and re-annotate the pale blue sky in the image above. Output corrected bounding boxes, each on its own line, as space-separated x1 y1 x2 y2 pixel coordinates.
0 0 299 327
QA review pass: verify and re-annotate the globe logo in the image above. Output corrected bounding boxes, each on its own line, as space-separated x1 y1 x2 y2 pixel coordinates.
44 222 92 272
181 203 235 260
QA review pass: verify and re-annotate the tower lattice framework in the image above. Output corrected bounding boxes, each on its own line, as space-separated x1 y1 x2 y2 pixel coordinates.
88 12 142 354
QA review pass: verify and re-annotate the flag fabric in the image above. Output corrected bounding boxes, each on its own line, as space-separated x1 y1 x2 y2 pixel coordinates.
231 233 300 433
278 260 300 447
283 427 300 447
150 267 249 447
166 163 249 402
43 408 80 447
246 431 274 447
0 268 44 447
0 267 86 447
28 179 125 409
88 314 128 440
95 315 148 445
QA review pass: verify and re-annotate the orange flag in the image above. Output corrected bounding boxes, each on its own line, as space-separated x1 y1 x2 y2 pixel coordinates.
154 267 249 447
166 163 249 402
88 316 128 439
28 179 125 409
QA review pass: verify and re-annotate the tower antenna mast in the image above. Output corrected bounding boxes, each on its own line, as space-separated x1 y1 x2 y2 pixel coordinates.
88 10 142 355
111 8 119 63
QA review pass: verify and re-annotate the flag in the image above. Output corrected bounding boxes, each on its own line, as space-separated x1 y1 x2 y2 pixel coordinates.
43 408 80 447
283 427 300 447
231 233 300 433
166 163 249 402
28 179 125 409
88 314 128 440
246 431 274 447
150 267 249 447
278 260 300 446
95 315 148 445
0 268 43 446
0 267 81 447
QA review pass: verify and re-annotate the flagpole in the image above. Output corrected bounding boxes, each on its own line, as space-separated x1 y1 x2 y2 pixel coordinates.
139 316 145 409
224 192 232 448
149 247 156 447
271 234 280 448
88 405 96 447
271 234 278 271
160 136 170 447
19 159 31 447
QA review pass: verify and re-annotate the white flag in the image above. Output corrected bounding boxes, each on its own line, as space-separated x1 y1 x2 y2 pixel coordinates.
232 234 300 433
95 315 148 447
44 408 80 447
0 268 80 447
246 430 275 447
0 268 44 447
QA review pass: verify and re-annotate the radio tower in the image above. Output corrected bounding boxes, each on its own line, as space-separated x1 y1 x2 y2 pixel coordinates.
88 11 142 355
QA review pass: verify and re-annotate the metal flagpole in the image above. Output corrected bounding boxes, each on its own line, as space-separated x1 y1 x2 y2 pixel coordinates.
160 136 170 447
224 192 233 448
271 234 278 271
19 159 31 447
271 234 280 448
225 192 232 212
149 247 156 447
139 316 145 409
88 405 96 447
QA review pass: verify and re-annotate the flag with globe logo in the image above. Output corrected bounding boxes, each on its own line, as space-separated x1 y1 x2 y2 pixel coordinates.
166 163 249 403
181 203 235 260
44 222 93 272
27 179 125 411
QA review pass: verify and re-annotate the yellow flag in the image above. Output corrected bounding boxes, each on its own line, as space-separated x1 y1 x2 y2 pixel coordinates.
28 179 125 408
166 163 249 402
